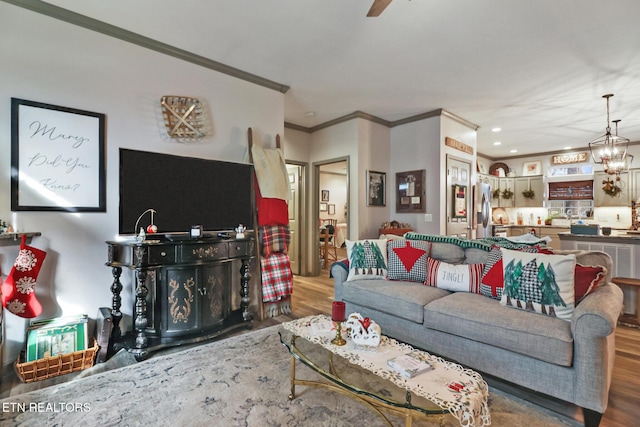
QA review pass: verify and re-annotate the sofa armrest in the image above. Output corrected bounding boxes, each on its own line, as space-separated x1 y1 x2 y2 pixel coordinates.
570 282 623 412
571 282 623 338
331 261 349 302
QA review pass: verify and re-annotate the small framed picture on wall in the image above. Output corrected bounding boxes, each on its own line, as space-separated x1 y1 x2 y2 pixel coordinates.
328 204 335 215
366 170 386 206
321 190 330 202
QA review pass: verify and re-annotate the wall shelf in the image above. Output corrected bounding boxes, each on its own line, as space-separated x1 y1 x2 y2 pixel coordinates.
0 232 42 246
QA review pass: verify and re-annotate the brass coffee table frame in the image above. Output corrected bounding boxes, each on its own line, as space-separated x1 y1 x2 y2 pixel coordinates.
279 329 447 427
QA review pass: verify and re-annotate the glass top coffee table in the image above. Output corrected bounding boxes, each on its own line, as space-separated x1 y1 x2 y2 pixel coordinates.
279 315 490 427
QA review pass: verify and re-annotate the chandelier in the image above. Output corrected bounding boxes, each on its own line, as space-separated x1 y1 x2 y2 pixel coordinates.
588 94 631 177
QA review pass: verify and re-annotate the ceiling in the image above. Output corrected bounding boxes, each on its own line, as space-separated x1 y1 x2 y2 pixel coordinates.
34 0 640 159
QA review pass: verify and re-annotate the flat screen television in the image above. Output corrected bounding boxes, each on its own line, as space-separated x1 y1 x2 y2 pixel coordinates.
119 148 254 235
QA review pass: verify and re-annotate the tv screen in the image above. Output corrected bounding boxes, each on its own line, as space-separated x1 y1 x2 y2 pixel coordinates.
119 149 254 235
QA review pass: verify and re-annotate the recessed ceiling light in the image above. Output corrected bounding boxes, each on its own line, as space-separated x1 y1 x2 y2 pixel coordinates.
493 141 502 146
563 146 572 150
491 127 501 132
509 149 518 153
305 111 316 117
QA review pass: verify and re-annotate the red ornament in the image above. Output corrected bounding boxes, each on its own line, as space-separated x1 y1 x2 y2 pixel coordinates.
147 224 158 234
359 317 371 331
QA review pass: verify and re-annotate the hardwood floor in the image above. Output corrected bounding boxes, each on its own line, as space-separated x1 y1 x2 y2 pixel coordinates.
2 251 638 427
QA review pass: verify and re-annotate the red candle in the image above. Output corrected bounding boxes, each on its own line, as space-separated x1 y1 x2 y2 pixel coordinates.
332 301 346 322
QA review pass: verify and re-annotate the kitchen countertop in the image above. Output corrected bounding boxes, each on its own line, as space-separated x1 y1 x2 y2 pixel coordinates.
494 224 570 228
558 231 640 242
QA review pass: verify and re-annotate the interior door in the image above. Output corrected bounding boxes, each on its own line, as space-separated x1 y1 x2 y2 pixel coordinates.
446 156 472 237
287 164 301 275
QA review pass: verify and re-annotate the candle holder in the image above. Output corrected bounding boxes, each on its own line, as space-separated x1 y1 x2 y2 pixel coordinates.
331 322 346 346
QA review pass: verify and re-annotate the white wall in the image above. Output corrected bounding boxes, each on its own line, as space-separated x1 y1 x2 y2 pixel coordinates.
390 117 441 234
0 4 284 364
319 172 347 223
357 119 391 239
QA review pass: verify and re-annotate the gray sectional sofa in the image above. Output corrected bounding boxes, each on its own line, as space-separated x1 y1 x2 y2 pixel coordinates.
332 234 623 427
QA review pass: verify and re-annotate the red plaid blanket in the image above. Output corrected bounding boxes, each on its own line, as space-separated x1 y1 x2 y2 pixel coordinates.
260 253 293 302
260 225 290 256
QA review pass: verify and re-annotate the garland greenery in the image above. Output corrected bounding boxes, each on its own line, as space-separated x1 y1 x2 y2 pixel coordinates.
522 189 535 199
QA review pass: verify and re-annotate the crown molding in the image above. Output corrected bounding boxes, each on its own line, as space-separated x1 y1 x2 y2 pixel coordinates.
3 0 290 94
285 108 479 134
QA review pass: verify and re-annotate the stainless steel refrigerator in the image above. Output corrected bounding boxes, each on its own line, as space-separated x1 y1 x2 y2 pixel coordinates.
475 182 492 238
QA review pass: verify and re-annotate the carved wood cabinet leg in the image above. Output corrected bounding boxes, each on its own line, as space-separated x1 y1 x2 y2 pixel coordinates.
134 269 149 357
240 259 252 321
110 266 123 353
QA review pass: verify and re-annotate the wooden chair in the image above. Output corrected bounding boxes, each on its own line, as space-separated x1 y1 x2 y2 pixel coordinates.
322 218 338 227
319 222 338 266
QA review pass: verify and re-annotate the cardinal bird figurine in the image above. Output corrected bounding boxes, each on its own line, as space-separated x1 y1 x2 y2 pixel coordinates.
346 313 381 350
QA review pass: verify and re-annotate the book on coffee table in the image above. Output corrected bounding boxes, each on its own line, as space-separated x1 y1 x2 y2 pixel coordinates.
387 353 433 378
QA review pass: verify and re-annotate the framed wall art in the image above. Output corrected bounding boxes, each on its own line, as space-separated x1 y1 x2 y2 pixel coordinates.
452 184 467 218
522 161 542 176
328 204 335 215
366 170 386 206
321 190 330 201
320 202 328 212
396 169 426 213
11 98 106 212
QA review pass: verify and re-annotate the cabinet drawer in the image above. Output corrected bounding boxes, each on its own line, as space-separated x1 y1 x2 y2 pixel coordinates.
228 241 250 258
181 242 228 261
147 246 176 265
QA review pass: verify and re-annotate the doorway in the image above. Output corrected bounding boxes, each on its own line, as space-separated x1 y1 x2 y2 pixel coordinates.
446 155 472 237
286 162 304 276
315 158 349 275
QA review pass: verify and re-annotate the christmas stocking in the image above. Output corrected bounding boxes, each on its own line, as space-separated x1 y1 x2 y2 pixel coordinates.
1 234 46 318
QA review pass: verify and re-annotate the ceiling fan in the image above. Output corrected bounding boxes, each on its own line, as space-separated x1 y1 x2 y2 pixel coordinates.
367 0 392 17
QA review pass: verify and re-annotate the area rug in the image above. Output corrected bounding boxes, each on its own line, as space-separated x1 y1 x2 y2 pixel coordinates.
0 325 576 426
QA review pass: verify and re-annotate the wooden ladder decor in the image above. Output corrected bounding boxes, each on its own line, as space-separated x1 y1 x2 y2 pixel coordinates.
247 128 290 320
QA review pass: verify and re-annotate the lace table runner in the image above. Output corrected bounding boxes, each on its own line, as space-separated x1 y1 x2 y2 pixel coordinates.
283 315 491 427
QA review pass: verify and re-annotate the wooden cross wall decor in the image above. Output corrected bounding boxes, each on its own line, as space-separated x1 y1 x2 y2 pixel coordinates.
160 96 207 139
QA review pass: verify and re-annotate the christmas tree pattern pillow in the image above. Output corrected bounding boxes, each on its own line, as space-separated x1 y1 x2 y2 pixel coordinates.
346 239 388 281
499 248 576 321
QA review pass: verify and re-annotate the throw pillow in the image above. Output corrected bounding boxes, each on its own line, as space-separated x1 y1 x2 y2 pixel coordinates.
574 264 606 303
479 245 544 299
499 249 576 320
387 239 430 283
346 239 388 281
425 257 483 293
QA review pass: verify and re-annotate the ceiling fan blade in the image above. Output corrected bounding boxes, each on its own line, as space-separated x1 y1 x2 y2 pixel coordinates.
367 0 392 17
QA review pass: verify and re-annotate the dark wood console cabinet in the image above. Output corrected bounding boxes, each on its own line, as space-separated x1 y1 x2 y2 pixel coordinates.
106 236 255 360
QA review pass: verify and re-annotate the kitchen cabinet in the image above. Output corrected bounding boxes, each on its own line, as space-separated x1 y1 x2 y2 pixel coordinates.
514 176 544 207
630 168 640 202
498 177 515 208
541 226 569 250
507 226 568 250
477 174 516 207
594 171 630 207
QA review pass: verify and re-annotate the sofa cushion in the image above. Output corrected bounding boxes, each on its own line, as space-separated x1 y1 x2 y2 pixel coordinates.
387 239 430 283
424 292 574 366
500 249 577 321
346 239 388 281
425 257 483 293
341 279 450 324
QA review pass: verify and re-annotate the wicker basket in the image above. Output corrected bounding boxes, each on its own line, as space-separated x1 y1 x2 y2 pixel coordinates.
15 340 99 383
